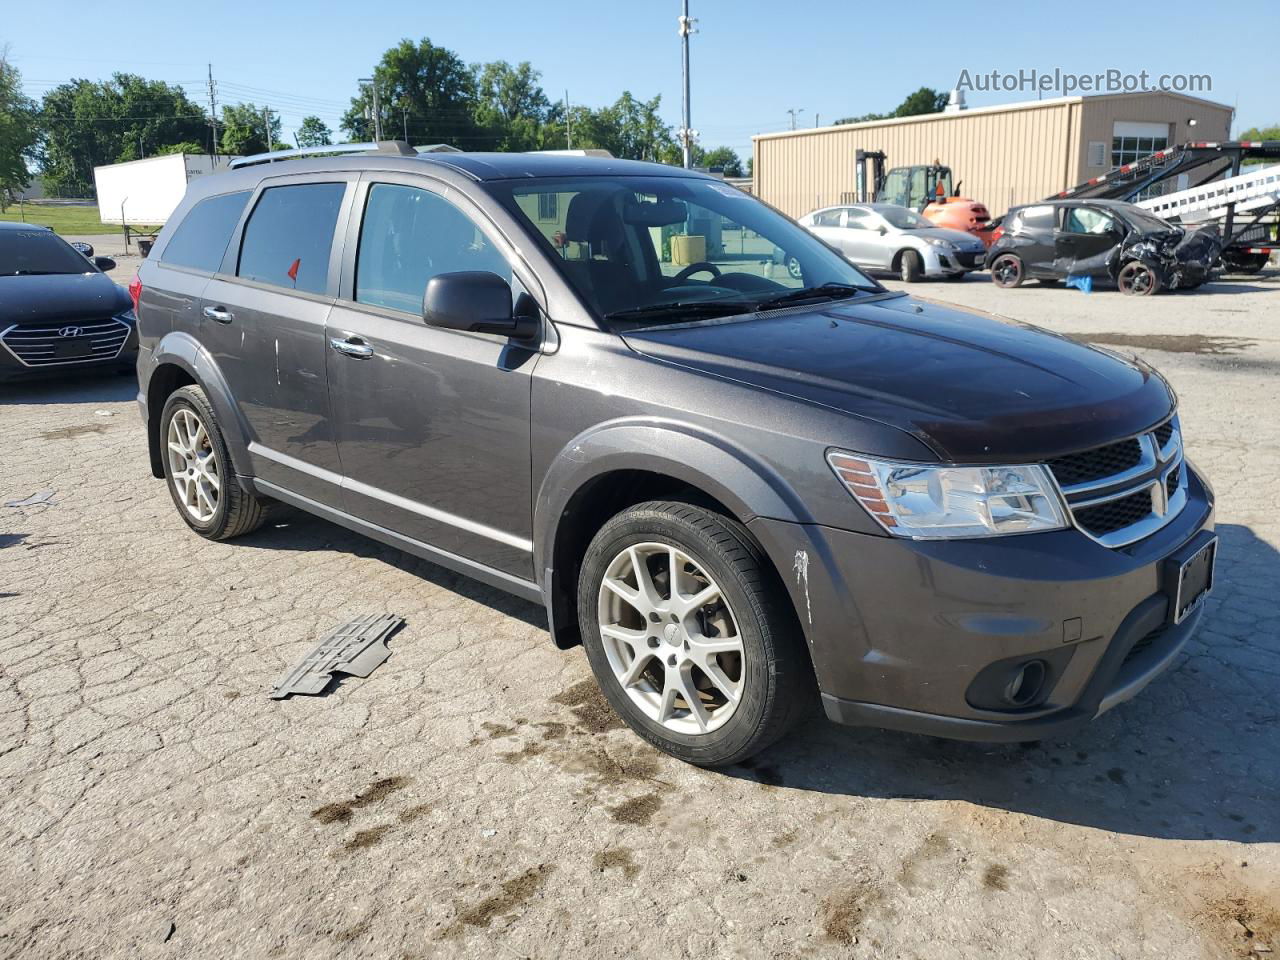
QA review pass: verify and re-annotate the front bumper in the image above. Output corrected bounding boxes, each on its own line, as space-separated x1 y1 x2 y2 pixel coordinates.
922 245 986 276
749 466 1215 742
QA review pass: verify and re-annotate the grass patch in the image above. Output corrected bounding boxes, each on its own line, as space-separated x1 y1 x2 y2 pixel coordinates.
0 204 160 237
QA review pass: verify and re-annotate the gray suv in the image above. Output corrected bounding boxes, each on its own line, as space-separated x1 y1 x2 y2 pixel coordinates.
134 143 1216 766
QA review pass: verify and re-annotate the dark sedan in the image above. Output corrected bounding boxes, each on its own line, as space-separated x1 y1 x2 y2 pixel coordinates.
985 199 1221 295
0 221 136 381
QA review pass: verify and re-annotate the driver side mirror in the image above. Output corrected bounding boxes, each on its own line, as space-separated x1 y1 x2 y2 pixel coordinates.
93 256 116 272
423 271 539 340
878 226 887 236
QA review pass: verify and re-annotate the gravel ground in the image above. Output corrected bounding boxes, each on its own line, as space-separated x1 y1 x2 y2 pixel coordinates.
2 267 1278 959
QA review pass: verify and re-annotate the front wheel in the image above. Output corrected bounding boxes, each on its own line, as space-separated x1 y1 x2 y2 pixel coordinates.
898 250 923 282
1118 260 1161 296
577 501 812 767
160 385 270 540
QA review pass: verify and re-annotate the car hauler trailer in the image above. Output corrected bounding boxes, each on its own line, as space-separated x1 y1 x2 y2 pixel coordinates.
1049 141 1280 272
93 153 237 253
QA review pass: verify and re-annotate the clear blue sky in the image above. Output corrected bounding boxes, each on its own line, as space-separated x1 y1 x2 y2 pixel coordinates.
8 0 1279 158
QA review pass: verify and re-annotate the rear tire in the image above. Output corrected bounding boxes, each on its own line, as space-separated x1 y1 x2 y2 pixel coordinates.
577 500 812 767
1118 260 1161 296
990 253 1025 288
160 385 269 541
898 250 923 282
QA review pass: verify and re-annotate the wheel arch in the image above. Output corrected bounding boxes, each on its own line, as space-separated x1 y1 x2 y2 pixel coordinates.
534 421 812 651
145 332 254 480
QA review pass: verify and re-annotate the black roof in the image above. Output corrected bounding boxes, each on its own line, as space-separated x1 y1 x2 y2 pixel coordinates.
402 151 716 182
1014 197 1145 211
0 220 52 232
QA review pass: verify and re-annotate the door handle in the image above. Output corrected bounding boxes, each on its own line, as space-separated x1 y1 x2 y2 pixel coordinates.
202 305 233 324
329 336 374 359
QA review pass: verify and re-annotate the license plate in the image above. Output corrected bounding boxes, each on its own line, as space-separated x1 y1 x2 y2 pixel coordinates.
1173 536 1216 624
53 338 94 359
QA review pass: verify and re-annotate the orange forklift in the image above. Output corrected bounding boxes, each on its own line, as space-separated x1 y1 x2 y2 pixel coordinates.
855 150 996 247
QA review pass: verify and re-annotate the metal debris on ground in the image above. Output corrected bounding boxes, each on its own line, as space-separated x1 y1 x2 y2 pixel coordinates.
5 490 55 508
270 614 404 699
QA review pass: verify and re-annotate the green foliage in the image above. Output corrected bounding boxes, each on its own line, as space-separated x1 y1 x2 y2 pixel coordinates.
296 116 332 148
37 73 208 197
835 86 949 126
341 38 481 147
221 102 281 157
472 60 549 152
0 54 38 209
156 140 206 156
701 146 743 177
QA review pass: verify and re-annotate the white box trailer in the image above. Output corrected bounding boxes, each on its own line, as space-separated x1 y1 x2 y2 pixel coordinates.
93 153 237 249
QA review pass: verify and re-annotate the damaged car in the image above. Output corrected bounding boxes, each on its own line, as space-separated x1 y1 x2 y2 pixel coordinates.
986 199 1221 295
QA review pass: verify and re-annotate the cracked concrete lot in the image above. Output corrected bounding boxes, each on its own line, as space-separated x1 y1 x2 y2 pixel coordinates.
2 258 1279 959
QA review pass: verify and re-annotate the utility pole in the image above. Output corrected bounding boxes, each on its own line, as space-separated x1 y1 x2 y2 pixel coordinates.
360 78 383 141
261 106 273 150
401 106 409 142
815 113 820 128
677 1 697 168
564 90 572 148
206 64 219 163
787 108 804 130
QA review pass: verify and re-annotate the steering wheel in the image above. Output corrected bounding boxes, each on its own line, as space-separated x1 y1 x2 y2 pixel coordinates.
672 261 722 283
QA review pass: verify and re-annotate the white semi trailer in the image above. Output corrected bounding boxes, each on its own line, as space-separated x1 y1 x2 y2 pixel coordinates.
93 153 238 251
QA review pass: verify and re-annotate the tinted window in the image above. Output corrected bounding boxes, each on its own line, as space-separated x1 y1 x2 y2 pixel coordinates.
1015 205 1055 233
0 229 94 276
355 184 511 314
238 183 345 295
161 191 250 272
813 210 842 227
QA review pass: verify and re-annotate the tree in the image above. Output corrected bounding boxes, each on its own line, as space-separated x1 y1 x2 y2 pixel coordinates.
38 73 208 196
342 38 482 148
296 116 332 148
156 140 206 156
835 86 949 126
565 91 674 161
472 60 549 152
0 51 37 209
701 146 743 177
221 102 281 156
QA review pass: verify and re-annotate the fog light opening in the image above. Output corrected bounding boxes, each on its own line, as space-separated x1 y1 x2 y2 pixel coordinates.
1003 660 1048 707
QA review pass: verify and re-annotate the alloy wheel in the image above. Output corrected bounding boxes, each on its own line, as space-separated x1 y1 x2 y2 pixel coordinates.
166 407 220 522
596 541 745 735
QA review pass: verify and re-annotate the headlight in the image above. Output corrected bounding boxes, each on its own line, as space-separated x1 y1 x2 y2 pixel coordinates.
827 451 1069 539
922 236 954 249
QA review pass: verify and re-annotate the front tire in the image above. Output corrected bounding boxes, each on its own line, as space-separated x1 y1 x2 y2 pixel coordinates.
898 250 923 282
160 385 269 540
577 500 812 767
1118 260 1161 296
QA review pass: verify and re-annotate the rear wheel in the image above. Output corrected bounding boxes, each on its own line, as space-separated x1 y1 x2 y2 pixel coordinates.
990 253 1024 288
1118 260 1161 296
784 255 803 280
160 385 269 540
898 250 923 282
577 501 812 767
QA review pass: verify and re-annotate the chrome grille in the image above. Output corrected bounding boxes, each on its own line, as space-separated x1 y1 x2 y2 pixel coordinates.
0 317 130 367
1047 417 1186 548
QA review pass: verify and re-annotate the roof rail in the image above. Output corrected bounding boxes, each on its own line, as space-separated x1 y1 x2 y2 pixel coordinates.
229 140 418 170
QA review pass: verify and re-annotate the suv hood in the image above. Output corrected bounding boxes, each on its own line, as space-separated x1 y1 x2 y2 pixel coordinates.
0 272 131 326
622 293 1174 462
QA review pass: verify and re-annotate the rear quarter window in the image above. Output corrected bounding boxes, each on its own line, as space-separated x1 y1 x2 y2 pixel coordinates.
237 183 346 295
160 191 251 272
1015 205 1055 233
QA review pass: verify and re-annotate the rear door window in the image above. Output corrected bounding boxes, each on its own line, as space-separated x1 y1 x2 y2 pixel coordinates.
237 183 345 295
1016 205 1055 234
161 191 250 273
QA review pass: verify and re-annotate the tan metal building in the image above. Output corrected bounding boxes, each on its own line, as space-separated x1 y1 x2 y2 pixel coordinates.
753 92 1234 219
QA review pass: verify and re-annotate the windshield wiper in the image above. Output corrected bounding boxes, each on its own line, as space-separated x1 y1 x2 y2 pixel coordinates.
603 299 752 323
751 282 873 312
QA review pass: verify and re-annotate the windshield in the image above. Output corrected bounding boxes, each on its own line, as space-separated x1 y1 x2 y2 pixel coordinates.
0 229 94 277
876 206 932 230
490 175 879 325
1118 205 1178 234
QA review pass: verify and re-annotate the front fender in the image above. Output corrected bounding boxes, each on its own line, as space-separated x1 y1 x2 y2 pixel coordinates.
148 330 254 478
533 416 812 575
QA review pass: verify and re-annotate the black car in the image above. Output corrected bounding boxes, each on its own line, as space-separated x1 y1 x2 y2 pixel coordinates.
986 198 1221 295
0 221 137 381
134 145 1214 766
